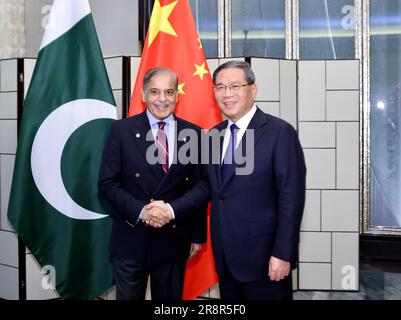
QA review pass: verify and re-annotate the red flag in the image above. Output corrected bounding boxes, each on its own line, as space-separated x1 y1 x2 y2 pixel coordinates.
129 0 220 299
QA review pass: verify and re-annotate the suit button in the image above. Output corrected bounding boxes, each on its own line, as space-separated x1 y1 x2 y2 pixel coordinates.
150 198 155 202
172 224 176 229
135 172 140 178
185 177 189 181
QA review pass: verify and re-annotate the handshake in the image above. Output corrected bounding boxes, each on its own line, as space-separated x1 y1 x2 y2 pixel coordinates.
141 200 173 228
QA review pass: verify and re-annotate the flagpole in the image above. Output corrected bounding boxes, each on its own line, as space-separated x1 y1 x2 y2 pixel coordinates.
139 0 155 52
16 58 27 300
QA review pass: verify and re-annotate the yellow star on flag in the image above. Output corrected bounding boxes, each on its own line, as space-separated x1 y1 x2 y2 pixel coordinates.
197 37 203 49
178 83 186 95
148 0 178 48
193 62 209 80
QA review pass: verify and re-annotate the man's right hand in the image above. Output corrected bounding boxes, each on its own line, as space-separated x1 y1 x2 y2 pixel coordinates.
141 200 172 228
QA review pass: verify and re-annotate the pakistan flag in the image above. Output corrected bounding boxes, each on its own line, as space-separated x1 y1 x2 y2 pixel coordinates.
7 0 115 299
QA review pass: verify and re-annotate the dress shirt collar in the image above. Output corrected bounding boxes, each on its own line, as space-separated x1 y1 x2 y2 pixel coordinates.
226 104 257 131
146 109 175 128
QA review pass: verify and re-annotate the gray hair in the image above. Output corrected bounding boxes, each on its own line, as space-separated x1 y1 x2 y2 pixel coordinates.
212 60 256 85
142 67 179 91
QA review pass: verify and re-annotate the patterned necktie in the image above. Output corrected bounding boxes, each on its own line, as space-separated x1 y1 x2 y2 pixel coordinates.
221 123 239 183
156 121 169 173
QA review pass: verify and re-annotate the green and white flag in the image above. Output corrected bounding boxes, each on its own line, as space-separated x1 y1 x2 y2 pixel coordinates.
7 0 115 299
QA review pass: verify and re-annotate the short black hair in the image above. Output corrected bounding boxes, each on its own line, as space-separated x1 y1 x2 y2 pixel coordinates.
212 60 256 85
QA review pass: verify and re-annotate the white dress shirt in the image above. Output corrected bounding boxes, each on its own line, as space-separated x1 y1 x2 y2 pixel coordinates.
146 109 175 168
221 104 257 163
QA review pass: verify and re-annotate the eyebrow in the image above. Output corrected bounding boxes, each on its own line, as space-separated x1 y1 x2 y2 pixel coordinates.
214 81 243 85
148 87 175 90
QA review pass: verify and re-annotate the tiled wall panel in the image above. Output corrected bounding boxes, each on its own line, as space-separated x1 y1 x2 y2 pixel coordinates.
0 59 19 300
300 190 321 232
105 56 124 119
304 149 336 189
0 231 18 267
322 190 359 232
298 61 326 121
0 60 18 91
280 60 297 128
337 122 359 189
253 58 280 101
1 155 15 232
252 58 297 130
299 263 331 290
299 232 331 263
326 60 359 90
0 120 17 154
327 91 359 121
0 264 19 300
298 60 359 290
26 254 59 300
0 92 17 118
299 122 335 148
332 233 359 290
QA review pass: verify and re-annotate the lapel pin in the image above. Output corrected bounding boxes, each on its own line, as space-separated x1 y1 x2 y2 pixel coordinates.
136 133 140 138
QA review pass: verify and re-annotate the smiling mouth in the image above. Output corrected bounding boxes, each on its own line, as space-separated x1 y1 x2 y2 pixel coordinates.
223 101 237 108
155 104 169 110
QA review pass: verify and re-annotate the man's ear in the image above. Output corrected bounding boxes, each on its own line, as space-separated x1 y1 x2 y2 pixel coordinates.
252 83 258 100
141 89 146 103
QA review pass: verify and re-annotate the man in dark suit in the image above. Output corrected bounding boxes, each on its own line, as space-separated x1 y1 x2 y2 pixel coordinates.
149 61 306 300
98 67 206 300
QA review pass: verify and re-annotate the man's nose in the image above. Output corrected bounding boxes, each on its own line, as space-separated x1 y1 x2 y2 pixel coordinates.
222 87 233 97
158 91 167 100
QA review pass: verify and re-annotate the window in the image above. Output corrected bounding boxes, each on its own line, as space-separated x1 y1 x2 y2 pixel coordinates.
299 0 355 59
189 0 218 58
231 0 285 58
370 0 401 229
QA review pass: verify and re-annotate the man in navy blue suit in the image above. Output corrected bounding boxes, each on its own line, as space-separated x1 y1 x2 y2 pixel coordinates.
98 67 206 300
149 61 306 300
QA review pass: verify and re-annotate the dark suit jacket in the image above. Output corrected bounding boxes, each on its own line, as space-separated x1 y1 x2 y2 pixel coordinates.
98 111 206 265
170 107 306 282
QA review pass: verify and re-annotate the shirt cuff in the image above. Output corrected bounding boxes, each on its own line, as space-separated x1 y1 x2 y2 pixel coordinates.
166 203 175 220
136 206 146 224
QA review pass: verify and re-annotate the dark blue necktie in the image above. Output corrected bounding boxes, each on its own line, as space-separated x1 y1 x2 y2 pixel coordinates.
221 123 239 183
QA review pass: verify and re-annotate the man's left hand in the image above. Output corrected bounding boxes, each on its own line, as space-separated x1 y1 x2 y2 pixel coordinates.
189 243 202 259
142 200 173 228
268 256 290 281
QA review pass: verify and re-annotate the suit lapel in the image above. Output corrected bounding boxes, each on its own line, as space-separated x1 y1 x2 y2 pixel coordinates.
129 111 165 181
152 116 186 195
245 107 268 153
166 116 184 175
213 121 227 190
220 107 267 189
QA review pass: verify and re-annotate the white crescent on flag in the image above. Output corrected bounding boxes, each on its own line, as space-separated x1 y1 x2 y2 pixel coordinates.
31 99 116 220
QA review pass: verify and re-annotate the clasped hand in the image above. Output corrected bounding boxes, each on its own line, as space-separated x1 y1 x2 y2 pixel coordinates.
141 200 172 228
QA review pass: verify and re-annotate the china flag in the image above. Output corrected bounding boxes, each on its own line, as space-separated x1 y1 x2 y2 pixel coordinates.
129 0 220 299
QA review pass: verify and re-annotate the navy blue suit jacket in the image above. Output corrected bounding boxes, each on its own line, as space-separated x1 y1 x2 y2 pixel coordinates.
170 108 306 282
98 111 206 265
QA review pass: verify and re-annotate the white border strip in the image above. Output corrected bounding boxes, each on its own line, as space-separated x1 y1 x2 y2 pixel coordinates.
40 0 91 50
